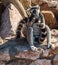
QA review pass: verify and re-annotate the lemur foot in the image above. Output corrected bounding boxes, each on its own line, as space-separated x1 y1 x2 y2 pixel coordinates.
48 43 55 49
50 44 55 49
30 46 39 52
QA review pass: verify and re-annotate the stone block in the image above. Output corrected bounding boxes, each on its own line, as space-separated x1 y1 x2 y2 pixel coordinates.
0 61 5 65
30 59 51 65
40 49 51 58
0 48 10 61
15 49 42 60
41 10 57 28
53 54 58 65
0 3 22 38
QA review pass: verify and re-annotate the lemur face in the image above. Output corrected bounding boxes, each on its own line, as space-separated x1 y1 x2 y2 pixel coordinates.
29 5 40 17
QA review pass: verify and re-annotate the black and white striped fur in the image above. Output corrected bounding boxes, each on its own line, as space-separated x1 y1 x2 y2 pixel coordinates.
16 5 53 52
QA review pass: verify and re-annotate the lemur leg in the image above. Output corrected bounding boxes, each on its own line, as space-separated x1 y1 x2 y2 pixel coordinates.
45 25 54 49
27 27 38 52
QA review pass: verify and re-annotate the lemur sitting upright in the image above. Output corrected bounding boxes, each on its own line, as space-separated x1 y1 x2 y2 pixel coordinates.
16 5 53 52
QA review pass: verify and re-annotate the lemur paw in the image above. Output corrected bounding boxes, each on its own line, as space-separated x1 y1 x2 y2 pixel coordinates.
50 44 55 49
48 44 51 48
48 44 55 49
30 46 39 52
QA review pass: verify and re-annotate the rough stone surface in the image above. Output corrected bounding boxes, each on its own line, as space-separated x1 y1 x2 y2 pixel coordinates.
53 54 58 65
40 2 58 28
15 50 42 60
40 49 51 59
30 59 52 65
0 61 5 65
0 3 22 38
47 1 58 8
19 0 31 10
6 59 32 65
41 10 57 28
0 3 5 27
51 29 58 36
0 48 10 61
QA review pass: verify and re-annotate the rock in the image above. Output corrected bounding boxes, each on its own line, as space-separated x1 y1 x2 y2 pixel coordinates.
0 3 5 27
6 59 32 65
31 0 38 6
40 49 51 59
51 29 58 36
41 10 57 28
38 0 58 8
49 48 58 56
53 54 58 65
51 29 58 49
30 59 52 65
56 5 58 10
31 0 47 6
0 3 22 38
20 0 31 10
0 3 5 15
40 2 58 28
0 48 10 62
0 61 5 65
6 59 52 65
15 49 42 60
47 1 57 8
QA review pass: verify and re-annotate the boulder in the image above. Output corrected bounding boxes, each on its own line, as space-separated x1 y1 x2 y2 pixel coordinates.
20 0 31 10
0 61 5 65
0 3 5 27
48 1 57 8
31 0 47 6
0 48 10 61
41 10 57 28
15 49 42 60
40 49 51 59
6 59 32 65
30 59 52 65
53 54 58 65
6 59 52 65
0 3 22 39
40 3 58 28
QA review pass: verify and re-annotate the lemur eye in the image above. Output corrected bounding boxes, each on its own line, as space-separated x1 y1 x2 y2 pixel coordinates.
31 9 36 13
33 10 36 13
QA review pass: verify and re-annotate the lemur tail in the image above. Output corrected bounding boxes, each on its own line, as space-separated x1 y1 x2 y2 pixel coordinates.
16 18 27 38
39 25 47 43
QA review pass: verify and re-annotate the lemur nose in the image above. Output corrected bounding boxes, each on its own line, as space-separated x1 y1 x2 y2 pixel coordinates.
33 10 36 13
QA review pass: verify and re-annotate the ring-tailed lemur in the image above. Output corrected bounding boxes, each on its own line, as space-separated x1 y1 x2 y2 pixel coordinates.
16 5 53 52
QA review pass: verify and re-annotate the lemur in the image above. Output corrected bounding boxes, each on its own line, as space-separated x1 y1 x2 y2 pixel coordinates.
16 5 53 52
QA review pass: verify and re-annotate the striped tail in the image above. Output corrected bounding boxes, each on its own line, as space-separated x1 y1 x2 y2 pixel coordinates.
39 27 47 43
16 18 27 38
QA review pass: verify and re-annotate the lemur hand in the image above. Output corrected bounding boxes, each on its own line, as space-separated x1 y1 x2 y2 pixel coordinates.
30 46 39 52
48 43 55 49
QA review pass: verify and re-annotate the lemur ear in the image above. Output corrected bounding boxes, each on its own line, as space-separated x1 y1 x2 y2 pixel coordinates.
26 7 32 16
